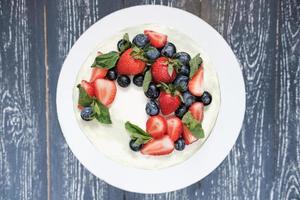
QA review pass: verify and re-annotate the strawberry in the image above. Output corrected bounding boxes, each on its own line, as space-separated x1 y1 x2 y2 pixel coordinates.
189 102 204 122
90 68 108 82
116 48 146 75
151 57 176 83
188 67 204 96
144 30 167 48
182 125 198 145
158 91 181 115
146 115 167 139
80 80 95 97
166 116 183 141
141 135 174 156
94 79 117 107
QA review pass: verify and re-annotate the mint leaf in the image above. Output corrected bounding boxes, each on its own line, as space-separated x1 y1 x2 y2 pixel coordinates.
77 84 93 107
168 63 174 76
92 100 112 124
142 70 152 92
125 121 152 145
118 33 131 53
130 46 148 62
189 54 203 78
182 112 204 139
92 51 119 69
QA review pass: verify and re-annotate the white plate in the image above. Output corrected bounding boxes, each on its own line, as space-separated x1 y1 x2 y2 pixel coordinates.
57 5 245 193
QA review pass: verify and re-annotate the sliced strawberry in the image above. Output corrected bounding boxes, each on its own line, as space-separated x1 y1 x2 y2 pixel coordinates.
77 104 84 110
182 125 198 145
188 67 204 96
146 115 167 139
94 79 117 107
144 30 167 48
141 135 174 156
80 80 95 97
116 48 146 75
189 102 204 122
158 92 181 115
90 68 108 82
166 116 183 141
151 57 176 83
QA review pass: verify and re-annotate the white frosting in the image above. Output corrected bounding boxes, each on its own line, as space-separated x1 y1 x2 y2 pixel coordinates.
73 24 221 170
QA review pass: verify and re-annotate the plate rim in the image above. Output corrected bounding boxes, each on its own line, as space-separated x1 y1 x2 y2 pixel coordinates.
56 5 245 193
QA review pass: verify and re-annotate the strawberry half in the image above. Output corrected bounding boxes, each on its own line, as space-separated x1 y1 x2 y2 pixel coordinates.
116 48 146 75
158 91 181 115
141 135 174 156
90 68 108 83
166 116 183 141
80 80 95 97
188 67 204 96
144 30 167 48
94 79 117 107
146 115 167 139
189 102 204 122
182 125 198 145
151 57 176 83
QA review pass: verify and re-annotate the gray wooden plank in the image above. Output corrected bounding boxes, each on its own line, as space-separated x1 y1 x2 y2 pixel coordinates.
197 0 279 199
46 0 125 199
271 0 300 199
0 0 48 200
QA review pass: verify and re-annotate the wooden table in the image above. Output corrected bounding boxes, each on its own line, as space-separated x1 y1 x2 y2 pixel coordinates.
1 0 299 199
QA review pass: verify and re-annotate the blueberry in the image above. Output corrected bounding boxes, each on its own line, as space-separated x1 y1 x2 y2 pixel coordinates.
106 68 118 80
173 52 191 66
117 39 130 52
200 91 212 106
129 139 143 152
175 104 188 119
173 75 189 92
132 34 149 48
182 91 196 107
145 47 160 60
175 138 185 151
145 82 160 99
145 100 160 116
80 107 94 121
161 42 176 57
117 75 131 87
178 65 190 76
133 74 144 87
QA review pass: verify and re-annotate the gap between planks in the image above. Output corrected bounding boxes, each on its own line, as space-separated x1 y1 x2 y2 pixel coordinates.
43 4 51 200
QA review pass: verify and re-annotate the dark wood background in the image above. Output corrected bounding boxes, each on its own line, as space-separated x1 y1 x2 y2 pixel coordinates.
1 0 300 199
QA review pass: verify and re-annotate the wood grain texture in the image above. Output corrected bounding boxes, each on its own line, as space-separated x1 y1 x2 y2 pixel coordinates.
0 0 47 200
46 0 125 200
1 0 300 199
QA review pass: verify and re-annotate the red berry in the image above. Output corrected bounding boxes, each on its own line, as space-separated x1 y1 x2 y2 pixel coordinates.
166 116 183 141
189 102 204 122
188 67 204 96
90 68 108 83
94 79 117 107
158 92 181 115
144 30 167 48
80 80 95 97
182 125 198 145
141 135 174 156
151 57 176 83
146 115 167 139
117 48 146 75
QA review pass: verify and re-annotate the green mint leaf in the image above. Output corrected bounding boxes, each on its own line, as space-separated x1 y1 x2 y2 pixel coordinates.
142 70 152 92
125 121 152 143
77 84 93 107
189 54 203 78
123 33 130 41
92 100 112 124
92 51 119 69
168 63 174 77
118 33 131 53
130 46 148 62
182 112 205 139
